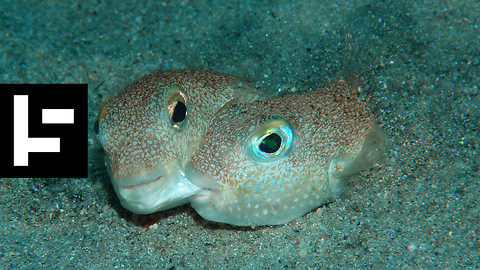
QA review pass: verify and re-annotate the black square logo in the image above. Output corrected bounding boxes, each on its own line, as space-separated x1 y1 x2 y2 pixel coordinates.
0 84 88 178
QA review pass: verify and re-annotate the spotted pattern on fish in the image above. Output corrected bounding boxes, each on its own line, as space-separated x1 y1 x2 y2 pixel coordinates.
95 69 259 214
186 79 382 226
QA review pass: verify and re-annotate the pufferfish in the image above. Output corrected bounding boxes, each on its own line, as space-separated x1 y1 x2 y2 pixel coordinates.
94 69 260 214
185 79 383 226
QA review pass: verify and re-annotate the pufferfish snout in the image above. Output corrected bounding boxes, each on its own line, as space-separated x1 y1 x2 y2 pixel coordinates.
185 79 384 226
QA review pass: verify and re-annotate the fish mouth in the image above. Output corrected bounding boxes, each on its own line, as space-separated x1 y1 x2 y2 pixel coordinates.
121 174 165 190
112 165 202 214
184 161 218 192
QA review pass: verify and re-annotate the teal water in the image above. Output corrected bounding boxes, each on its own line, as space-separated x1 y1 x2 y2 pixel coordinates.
1 0 479 268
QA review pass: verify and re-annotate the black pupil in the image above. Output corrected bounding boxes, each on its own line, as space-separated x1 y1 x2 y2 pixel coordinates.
259 133 282 153
171 101 186 123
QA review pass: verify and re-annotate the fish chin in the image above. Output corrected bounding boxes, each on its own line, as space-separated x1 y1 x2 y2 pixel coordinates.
188 188 250 226
111 166 202 214
189 187 320 227
185 163 326 226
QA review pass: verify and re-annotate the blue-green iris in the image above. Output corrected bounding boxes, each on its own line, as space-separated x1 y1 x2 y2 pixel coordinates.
247 118 294 163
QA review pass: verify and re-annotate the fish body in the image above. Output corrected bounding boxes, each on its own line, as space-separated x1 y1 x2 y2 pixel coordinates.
186 79 382 226
94 69 258 214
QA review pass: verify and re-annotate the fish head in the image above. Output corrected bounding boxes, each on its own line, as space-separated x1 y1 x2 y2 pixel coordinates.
94 69 254 214
186 82 380 226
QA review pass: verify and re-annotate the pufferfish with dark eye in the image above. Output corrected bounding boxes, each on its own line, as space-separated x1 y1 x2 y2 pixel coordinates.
186 79 384 226
94 69 260 214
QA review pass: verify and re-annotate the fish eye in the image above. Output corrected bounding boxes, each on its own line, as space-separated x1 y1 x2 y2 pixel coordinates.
246 118 294 163
171 100 187 123
166 86 188 131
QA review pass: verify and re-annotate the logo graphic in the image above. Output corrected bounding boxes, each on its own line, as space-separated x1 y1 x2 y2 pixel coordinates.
1 84 88 178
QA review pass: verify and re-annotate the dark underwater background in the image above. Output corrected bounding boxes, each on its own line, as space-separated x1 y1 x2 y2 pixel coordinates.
1 0 479 268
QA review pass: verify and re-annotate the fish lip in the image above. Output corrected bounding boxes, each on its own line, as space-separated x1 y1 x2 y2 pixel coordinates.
112 165 203 214
112 166 172 213
120 175 164 190
116 173 168 209
114 164 168 188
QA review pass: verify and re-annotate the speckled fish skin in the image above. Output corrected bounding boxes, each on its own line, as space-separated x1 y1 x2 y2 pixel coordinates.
95 69 259 214
186 79 382 226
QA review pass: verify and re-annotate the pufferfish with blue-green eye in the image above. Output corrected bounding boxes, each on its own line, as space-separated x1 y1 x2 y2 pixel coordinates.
94 69 260 214
186 79 383 226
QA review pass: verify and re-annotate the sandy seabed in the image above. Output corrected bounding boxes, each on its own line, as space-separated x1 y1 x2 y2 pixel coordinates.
1 0 479 269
